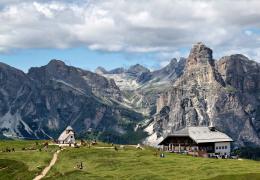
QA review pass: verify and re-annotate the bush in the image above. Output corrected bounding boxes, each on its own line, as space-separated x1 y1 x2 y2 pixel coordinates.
225 85 237 94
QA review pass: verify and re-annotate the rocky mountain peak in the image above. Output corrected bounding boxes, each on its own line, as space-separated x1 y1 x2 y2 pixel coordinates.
148 43 260 147
151 58 185 82
95 66 107 74
169 58 178 65
177 43 224 87
0 62 11 69
217 54 260 92
108 67 125 74
186 42 214 69
28 59 122 101
47 59 66 67
164 58 178 71
127 64 150 75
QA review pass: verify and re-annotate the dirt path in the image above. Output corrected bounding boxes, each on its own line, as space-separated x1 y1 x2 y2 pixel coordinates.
33 150 61 180
93 147 114 149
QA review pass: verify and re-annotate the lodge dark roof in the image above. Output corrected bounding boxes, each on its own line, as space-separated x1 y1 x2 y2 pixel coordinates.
158 126 233 145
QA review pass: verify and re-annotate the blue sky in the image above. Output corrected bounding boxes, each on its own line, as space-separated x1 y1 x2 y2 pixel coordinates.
0 0 260 72
0 47 162 72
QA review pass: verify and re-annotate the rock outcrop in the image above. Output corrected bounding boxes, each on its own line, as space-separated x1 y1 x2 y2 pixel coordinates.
149 43 260 146
152 58 186 82
95 66 108 74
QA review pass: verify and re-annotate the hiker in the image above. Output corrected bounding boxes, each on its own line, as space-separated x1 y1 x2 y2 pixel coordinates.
160 153 165 158
80 162 83 169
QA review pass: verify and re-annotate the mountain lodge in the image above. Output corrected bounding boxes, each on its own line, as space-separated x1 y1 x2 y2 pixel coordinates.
158 126 233 157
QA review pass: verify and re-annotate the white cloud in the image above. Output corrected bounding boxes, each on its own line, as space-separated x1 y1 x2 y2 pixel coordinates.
0 0 260 61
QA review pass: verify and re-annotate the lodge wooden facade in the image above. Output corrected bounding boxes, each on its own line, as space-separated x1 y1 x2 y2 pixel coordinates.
160 136 215 154
158 126 233 156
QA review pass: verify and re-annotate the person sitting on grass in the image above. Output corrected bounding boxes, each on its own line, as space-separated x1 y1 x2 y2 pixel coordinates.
76 162 83 169
160 153 165 158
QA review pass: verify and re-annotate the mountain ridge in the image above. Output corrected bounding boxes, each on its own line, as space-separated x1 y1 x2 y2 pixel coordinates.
0 60 145 143
0 43 260 147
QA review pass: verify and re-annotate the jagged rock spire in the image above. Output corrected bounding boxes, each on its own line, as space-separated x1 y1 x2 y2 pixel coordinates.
186 42 214 69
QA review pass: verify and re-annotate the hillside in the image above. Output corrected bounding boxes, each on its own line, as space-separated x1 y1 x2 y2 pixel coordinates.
0 60 145 143
1 140 260 180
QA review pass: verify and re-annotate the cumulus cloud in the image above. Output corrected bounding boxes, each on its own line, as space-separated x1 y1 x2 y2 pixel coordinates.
0 0 260 61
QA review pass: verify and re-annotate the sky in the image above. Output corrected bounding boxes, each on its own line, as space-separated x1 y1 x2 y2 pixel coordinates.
0 0 260 72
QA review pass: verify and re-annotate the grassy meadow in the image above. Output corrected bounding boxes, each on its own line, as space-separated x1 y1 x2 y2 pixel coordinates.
0 140 58 179
1 140 260 180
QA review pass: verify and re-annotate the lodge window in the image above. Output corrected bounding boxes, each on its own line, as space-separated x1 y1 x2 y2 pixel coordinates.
215 146 228 150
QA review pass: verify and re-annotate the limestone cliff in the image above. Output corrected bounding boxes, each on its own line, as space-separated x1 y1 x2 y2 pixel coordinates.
149 43 260 146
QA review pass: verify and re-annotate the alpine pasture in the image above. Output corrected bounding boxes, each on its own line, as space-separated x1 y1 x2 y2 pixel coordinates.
1 140 260 180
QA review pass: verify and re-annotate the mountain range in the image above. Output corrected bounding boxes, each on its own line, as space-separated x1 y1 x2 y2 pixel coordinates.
0 60 144 143
0 42 260 147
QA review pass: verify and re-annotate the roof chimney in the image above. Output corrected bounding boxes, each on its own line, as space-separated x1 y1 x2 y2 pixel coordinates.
209 121 216 131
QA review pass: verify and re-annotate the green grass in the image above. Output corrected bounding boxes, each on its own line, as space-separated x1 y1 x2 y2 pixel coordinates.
0 159 36 180
1 141 260 180
0 140 58 179
224 85 238 94
209 173 260 180
45 145 260 180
